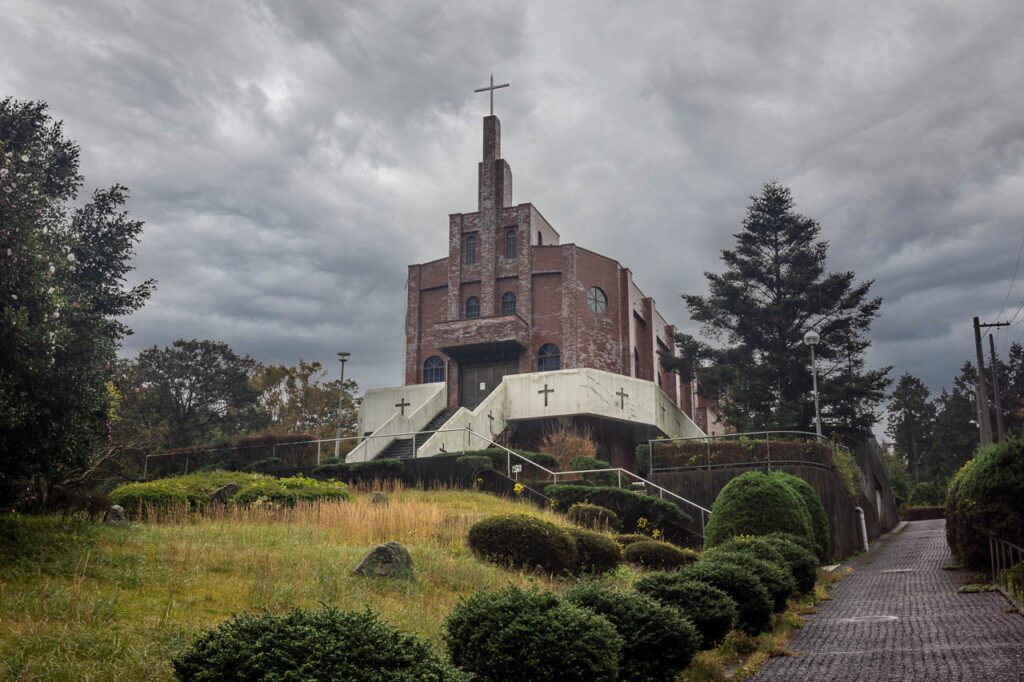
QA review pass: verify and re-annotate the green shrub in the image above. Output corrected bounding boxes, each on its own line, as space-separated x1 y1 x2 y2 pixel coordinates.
247 457 282 473
568 456 616 484
909 480 946 507
565 582 699 681
313 458 405 483
703 471 814 551
681 559 773 634
110 471 267 515
522 451 560 470
545 485 692 539
567 503 621 531
231 475 351 507
614 533 651 547
443 586 622 682
455 455 494 479
172 606 465 681
720 534 817 595
703 548 795 612
567 527 622 574
764 530 818 558
624 540 697 571
770 471 830 561
946 436 1024 569
451 448 560 473
634 573 737 648
467 514 576 575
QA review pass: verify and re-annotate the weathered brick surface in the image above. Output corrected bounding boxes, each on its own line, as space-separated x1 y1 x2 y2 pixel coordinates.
753 519 1024 682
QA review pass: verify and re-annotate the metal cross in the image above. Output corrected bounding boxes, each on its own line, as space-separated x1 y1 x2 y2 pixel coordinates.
616 388 629 409
474 72 510 116
538 383 554 407
487 411 495 428
395 397 410 416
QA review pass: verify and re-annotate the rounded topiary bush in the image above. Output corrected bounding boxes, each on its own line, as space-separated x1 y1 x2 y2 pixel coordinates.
770 471 830 561
624 540 697 571
565 582 699 681
614 533 651 547
568 527 623 574
703 548 795 613
467 514 575 575
568 503 621 531
764 530 818 558
703 471 814 551
444 586 622 682
682 559 773 634
721 534 818 595
634 572 737 648
172 606 466 681
946 436 1024 569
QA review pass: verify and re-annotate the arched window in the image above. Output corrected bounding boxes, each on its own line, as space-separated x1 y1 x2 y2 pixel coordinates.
501 291 517 315
634 347 641 377
464 235 476 266
505 229 517 259
423 356 445 383
539 343 560 371
586 286 607 313
537 231 543 246
465 296 480 319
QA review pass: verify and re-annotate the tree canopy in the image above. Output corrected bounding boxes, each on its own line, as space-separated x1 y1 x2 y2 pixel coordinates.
663 181 890 443
0 98 153 505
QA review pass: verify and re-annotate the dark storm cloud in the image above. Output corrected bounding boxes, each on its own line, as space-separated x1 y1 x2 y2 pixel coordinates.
3 0 1023 410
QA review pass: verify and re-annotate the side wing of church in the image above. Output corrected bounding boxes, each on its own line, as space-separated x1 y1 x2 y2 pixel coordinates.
350 112 721 469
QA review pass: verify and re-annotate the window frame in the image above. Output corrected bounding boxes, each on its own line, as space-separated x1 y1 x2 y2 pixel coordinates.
586 286 608 313
465 296 480 319
464 235 477 266
538 343 561 372
501 291 517 315
423 356 445 383
505 228 517 260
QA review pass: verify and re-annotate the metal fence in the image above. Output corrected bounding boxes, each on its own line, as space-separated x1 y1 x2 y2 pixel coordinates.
990 536 1024 612
645 430 851 474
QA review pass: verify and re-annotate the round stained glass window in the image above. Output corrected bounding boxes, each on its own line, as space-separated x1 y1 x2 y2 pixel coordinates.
586 286 607 313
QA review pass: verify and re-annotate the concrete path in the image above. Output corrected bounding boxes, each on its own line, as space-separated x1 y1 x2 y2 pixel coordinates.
752 519 1024 681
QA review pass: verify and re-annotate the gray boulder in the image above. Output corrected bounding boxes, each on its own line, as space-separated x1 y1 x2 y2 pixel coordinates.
105 504 126 525
208 483 240 504
369 491 390 506
352 542 413 577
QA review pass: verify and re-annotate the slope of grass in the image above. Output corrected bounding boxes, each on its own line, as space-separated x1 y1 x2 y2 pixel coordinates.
0 483 570 681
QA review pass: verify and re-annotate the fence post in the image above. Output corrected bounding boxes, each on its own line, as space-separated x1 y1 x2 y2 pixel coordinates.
707 439 711 470
184 454 189 475
766 432 771 470
647 438 654 476
412 433 416 459
143 456 148 481
317 441 321 466
617 470 622 488
990 536 995 585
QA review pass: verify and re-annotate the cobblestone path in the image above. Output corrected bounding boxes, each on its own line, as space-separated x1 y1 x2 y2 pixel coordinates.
752 519 1024 681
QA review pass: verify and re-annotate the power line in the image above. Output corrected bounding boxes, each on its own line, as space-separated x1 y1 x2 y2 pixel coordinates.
994 232 1024 345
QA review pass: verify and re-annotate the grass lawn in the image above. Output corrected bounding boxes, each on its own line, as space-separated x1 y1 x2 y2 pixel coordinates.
0 483 573 681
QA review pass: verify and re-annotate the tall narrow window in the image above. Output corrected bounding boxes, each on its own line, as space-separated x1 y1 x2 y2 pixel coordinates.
539 343 560 371
501 291 517 315
464 235 476 265
465 296 480 319
423 356 445 383
537 231 543 246
505 229 517 259
634 347 641 377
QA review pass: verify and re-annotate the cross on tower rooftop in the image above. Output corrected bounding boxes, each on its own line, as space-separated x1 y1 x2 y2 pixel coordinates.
474 72 510 116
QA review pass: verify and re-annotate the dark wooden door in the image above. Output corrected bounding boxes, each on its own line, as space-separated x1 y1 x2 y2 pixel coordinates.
460 360 518 410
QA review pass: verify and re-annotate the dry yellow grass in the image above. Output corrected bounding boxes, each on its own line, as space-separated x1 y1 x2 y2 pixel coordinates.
0 483 574 681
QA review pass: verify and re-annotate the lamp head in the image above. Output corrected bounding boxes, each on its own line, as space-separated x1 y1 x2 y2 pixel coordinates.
803 330 820 347
337 351 351 362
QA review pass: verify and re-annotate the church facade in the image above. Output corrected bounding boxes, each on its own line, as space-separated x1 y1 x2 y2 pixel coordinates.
349 111 726 468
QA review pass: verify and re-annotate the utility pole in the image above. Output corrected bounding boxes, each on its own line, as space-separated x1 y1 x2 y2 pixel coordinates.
334 351 351 458
972 318 1009 447
989 334 1006 443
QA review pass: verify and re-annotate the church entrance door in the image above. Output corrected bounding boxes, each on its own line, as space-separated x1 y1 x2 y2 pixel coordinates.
460 360 518 410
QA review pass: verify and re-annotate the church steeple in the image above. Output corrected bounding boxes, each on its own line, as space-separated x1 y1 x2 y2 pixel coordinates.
474 74 513 211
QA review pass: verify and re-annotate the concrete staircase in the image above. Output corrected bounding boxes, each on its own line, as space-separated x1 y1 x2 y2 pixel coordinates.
375 407 459 460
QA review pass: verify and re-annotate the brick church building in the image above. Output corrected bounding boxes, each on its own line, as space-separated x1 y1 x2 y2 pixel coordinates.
350 107 726 468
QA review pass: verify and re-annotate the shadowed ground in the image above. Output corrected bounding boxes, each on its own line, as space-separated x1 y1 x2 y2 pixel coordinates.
753 519 1024 681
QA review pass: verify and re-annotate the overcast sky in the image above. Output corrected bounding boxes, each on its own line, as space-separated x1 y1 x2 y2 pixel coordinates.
3 1 1024 419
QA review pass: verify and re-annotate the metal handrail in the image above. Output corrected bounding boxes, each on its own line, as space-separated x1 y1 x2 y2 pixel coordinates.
990 535 1024 612
461 426 711 535
646 430 848 475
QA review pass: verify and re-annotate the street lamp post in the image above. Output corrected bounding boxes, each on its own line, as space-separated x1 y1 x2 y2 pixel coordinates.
334 351 350 458
803 330 822 437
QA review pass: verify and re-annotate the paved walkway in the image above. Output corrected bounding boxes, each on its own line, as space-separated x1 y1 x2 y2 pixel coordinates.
753 519 1024 681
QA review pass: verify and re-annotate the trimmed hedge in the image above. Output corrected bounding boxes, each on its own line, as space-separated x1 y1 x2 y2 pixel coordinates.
703 548 795 613
568 503 621 532
771 471 830 561
565 582 699 681
545 485 692 538
467 514 576 575
703 471 814 551
568 528 623 574
231 475 351 507
946 435 1024 569
172 606 466 681
634 573 737 648
444 586 622 682
614 533 651 547
624 540 697 571
720 534 817 595
682 559 773 634
110 471 266 514
311 458 405 483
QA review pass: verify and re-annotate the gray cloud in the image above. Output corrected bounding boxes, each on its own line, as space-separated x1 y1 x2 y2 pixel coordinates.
3 0 1023 419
